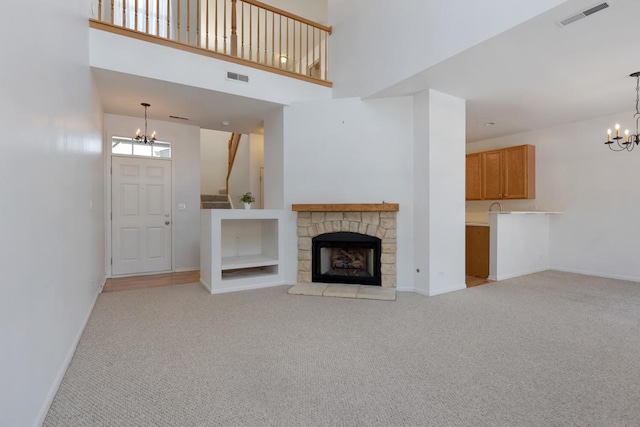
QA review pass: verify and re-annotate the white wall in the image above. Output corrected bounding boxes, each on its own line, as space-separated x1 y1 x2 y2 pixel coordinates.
90 29 332 107
489 213 551 281
279 96 415 287
263 108 286 210
0 1 105 425
262 0 328 24
228 134 251 207
105 114 201 271
329 0 567 98
249 133 265 208
200 129 230 195
467 111 640 282
414 90 466 296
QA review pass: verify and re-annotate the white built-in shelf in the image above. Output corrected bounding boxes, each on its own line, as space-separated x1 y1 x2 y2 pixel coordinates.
221 255 279 270
201 209 283 293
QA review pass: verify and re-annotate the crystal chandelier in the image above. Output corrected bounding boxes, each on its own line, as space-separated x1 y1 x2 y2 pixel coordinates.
605 72 640 152
134 102 156 144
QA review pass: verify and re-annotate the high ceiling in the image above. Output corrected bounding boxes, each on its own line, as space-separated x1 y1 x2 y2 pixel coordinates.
93 0 640 142
374 0 640 142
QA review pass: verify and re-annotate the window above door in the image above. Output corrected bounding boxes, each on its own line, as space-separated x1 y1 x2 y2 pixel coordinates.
112 136 171 158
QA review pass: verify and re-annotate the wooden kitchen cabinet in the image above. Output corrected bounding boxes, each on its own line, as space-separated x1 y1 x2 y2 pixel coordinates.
465 153 483 200
481 149 503 200
503 145 535 199
465 226 489 278
465 144 535 200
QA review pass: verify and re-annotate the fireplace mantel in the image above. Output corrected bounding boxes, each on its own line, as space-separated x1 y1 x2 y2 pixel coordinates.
292 203 399 212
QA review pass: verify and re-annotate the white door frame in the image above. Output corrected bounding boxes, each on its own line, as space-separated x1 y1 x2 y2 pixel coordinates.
106 152 174 278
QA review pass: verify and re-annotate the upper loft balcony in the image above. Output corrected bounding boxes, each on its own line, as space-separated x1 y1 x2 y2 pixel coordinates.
90 0 332 88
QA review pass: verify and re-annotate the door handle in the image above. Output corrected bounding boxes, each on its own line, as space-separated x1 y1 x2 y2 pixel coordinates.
165 221 171 225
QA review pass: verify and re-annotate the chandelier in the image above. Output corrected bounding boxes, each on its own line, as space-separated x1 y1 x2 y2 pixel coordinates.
134 102 156 144
605 72 640 152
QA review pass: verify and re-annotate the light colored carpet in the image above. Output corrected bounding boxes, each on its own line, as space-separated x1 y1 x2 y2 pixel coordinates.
44 271 640 426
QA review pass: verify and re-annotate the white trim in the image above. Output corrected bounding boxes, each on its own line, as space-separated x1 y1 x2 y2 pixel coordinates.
111 154 172 161
396 285 467 296
200 279 211 292
201 280 286 294
491 267 549 282
550 267 640 283
395 286 417 293
428 284 467 296
34 288 101 427
97 275 107 293
174 267 199 273
109 269 173 278
108 154 173 276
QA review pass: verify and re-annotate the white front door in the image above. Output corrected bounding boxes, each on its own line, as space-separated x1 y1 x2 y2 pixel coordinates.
112 156 172 275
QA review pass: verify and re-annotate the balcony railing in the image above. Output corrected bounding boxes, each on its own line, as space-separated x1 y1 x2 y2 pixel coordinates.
93 0 331 84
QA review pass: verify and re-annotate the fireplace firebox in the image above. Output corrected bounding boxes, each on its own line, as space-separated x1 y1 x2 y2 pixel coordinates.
312 232 382 286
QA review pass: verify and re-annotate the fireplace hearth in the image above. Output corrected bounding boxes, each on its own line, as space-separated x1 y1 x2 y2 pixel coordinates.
312 232 381 286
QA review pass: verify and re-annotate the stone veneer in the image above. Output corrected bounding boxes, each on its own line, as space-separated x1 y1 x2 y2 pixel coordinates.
296 211 398 287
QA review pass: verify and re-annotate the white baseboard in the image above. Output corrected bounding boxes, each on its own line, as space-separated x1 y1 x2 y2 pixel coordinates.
395 284 466 296
199 279 212 293
34 287 101 427
550 267 640 283
210 281 285 294
395 286 416 293
492 267 549 282
174 267 199 273
428 284 467 296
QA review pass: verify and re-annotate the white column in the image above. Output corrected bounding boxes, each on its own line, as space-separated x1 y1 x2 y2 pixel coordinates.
413 89 466 296
263 107 285 210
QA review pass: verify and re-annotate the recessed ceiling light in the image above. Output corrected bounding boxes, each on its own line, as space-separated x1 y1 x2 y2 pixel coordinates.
222 121 230 126
484 122 495 126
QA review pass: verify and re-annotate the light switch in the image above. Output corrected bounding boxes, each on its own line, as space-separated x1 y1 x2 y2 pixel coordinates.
178 203 186 210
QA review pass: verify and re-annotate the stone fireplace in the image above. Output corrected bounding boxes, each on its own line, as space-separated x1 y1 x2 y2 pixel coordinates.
293 204 399 287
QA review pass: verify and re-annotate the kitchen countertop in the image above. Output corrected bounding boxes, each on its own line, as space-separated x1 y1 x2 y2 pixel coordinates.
488 211 562 215
466 211 562 227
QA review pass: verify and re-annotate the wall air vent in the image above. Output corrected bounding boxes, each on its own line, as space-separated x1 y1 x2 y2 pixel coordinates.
226 71 249 83
558 2 609 27
169 115 189 120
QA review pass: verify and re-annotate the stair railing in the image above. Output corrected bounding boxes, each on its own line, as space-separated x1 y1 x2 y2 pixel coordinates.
226 132 241 196
94 0 331 82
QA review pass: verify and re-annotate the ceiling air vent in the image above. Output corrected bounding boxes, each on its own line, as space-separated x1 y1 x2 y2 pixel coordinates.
226 71 249 83
558 2 609 27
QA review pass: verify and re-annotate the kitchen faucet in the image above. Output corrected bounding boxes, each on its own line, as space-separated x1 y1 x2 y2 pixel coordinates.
489 202 503 212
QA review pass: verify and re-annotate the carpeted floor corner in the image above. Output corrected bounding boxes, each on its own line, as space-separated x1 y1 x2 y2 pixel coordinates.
44 271 640 426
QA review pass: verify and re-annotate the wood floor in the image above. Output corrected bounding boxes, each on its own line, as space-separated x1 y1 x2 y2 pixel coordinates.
102 271 200 293
466 275 492 288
